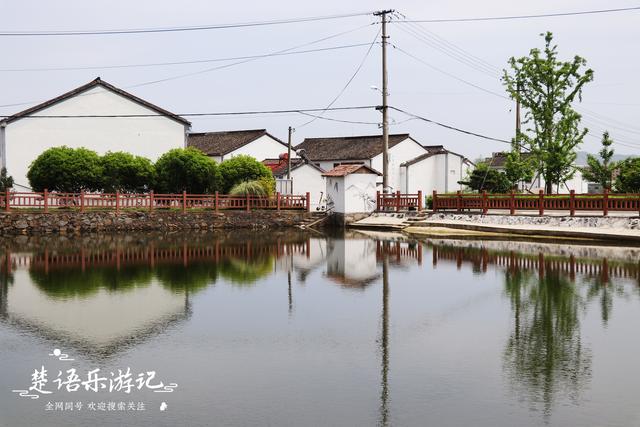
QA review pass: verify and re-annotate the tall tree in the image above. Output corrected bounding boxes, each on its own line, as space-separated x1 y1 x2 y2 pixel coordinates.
503 32 594 193
581 131 617 190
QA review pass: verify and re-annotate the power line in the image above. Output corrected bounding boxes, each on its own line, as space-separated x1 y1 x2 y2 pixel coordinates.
389 106 511 143
0 43 372 72
295 28 380 129
0 105 376 120
0 12 374 36
296 111 378 125
392 6 640 23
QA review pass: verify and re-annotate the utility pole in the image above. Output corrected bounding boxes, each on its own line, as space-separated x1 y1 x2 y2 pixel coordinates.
374 10 393 193
515 83 521 144
287 126 293 181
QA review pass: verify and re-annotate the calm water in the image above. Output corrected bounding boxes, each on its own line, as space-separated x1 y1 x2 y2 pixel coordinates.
1 231 640 427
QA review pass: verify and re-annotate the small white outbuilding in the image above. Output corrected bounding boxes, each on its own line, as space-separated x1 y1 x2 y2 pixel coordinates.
323 164 381 215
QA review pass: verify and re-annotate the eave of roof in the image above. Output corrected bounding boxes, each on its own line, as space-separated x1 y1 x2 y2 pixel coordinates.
188 129 288 156
0 77 191 126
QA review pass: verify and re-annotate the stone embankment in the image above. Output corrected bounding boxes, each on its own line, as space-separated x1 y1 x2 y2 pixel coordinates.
0 210 317 234
427 213 640 230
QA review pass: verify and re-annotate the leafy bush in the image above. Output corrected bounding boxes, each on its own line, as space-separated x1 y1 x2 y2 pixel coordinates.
27 146 103 192
0 167 13 191
615 158 640 193
218 155 273 193
100 151 155 193
229 180 269 196
458 163 513 193
154 148 220 194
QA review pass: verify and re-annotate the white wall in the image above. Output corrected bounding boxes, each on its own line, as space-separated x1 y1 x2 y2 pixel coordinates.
225 134 298 162
291 165 326 211
371 137 426 192
403 152 469 195
4 86 187 190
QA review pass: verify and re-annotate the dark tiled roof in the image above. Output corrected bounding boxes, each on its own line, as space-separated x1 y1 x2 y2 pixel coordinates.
484 151 534 168
263 157 324 177
295 134 411 161
187 129 287 157
322 164 381 177
401 147 474 167
0 77 190 126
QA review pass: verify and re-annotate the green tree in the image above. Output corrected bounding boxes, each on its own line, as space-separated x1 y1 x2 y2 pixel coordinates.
459 163 512 193
581 132 618 190
504 145 534 188
0 167 14 191
100 151 156 193
218 155 273 193
154 148 220 194
615 157 640 193
27 146 103 192
503 32 594 193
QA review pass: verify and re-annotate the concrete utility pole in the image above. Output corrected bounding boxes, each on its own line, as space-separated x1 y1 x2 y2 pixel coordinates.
374 10 393 193
515 83 521 143
287 126 293 180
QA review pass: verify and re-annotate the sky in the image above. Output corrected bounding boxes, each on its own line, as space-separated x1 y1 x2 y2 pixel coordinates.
1 0 639 161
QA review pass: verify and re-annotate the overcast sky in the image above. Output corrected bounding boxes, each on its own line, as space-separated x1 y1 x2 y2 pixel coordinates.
2 0 639 160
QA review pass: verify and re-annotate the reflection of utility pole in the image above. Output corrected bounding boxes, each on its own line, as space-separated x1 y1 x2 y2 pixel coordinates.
379 249 390 426
288 250 293 316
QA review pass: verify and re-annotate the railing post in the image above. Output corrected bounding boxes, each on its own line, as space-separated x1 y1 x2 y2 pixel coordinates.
182 190 187 213
115 191 120 214
149 190 154 212
417 190 423 211
432 190 437 213
509 190 515 215
538 190 544 216
215 191 219 212
246 193 251 212
603 188 609 216
4 189 9 212
306 192 311 212
569 190 575 217
276 192 281 211
456 190 462 213
482 190 487 215
80 190 85 212
376 191 380 212
396 191 401 212
43 188 48 213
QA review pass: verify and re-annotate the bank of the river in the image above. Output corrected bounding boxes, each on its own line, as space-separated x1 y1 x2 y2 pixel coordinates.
0 210 317 234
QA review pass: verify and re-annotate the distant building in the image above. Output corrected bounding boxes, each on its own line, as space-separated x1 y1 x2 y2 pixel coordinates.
0 78 190 190
187 129 297 163
400 145 474 194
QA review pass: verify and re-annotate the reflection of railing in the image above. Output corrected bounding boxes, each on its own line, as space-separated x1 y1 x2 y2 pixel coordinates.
431 244 640 283
1 239 313 273
1 191 311 212
432 190 640 216
376 191 423 212
375 241 423 265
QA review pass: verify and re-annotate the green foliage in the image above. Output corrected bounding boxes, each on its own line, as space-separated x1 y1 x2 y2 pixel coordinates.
615 157 640 193
27 146 103 192
257 175 275 196
581 132 618 190
0 167 14 191
154 148 220 194
504 146 534 186
218 155 273 193
459 163 512 193
503 32 594 193
100 151 156 193
229 180 269 196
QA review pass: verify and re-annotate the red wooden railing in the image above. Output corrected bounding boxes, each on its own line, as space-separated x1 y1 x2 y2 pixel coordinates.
431 189 640 216
376 191 423 212
0 190 311 213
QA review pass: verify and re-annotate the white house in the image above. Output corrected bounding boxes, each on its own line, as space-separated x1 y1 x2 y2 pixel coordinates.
323 164 380 215
296 133 426 193
263 155 327 211
0 77 190 190
187 129 298 163
400 146 474 194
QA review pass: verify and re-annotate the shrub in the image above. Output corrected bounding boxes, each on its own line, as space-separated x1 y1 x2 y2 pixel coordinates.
100 151 155 193
615 158 640 193
154 148 220 194
0 167 13 191
229 180 269 196
27 146 103 192
218 155 273 193
458 163 513 193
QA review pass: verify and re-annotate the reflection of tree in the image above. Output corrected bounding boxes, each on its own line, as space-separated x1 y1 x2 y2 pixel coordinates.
218 256 274 286
503 265 591 417
154 262 218 293
29 265 154 298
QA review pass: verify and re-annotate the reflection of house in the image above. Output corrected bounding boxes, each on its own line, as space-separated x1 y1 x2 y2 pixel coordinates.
400 145 474 194
263 156 326 211
326 238 380 288
187 129 297 163
0 78 191 190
